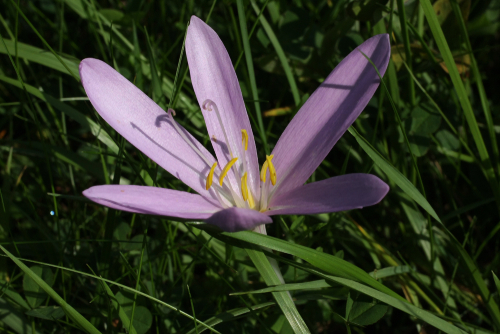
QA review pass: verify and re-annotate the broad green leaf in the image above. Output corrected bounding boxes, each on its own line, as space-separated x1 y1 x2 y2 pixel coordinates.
25 306 65 321
348 293 389 326
124 306 152 334
23 266 54 309
348 126 440 222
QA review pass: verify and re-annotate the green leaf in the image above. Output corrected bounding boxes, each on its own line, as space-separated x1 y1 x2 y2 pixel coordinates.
348 293 389 326
348 126 441 222
25 306 65 321
124 306 152 334
247 248 311 334
23 266 54 309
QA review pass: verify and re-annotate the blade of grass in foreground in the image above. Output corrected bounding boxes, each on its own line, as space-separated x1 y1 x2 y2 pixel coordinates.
247 249 310 333
0 245 102 334
210 230 467 334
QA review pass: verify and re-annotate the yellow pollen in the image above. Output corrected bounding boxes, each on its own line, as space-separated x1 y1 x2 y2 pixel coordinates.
266 155 277 186
241 129 248 151
219 157 238 186
206 162 217 190
241 172 248 201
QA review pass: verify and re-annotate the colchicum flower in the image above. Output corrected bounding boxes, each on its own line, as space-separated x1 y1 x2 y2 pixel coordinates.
81 16 391 232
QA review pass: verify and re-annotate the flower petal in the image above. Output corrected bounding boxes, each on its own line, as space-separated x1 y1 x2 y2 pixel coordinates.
205 207 273 232
267 34 390 200
266 174 389 216
80 58 218 198
186 16 260 200
83 185 221 219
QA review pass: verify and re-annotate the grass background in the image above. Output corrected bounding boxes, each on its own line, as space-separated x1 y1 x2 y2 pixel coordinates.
1 0 500 333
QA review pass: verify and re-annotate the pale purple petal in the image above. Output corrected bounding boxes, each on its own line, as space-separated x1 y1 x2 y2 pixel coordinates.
266 174 389 216
80 58 217 199
267 35 391 201
205 207 273 232
83 185 222 219
186 16 260 200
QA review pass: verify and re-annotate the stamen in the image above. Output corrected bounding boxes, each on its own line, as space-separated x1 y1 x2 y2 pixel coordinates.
260 155 274 183
266 155 277 186
167 109 232 205
241 172 248 201
206 162 217 190
202 99 234 159
260 160 269 182
219 157 238 186
241 129 248 151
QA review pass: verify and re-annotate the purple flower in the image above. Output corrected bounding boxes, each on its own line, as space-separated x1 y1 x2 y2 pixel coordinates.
81 16 391 232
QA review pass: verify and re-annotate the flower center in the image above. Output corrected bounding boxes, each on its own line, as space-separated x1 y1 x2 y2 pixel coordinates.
169 103 277 210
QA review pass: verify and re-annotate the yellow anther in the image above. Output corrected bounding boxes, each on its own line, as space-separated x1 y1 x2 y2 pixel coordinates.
206 162 218 190
260 160 268 182
266 155 277 186
219 157 238 186
241 172 248 201
260 154 274 183
241 129 248 151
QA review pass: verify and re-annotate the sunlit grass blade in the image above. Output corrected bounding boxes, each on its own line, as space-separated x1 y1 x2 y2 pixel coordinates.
0 245 102 334
348 126 440 222
247 249 311 334
231 266 412 296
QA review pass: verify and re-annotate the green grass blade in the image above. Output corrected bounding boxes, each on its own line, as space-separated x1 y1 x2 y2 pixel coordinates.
0 245 102 334
0 253 222 334
208 229 407 303
419 0 500 207
449 0 499 176
247 249 310 334
250 0 300 106
348 126 440 222
185 302 275 334
8 0 79 81
396 0 415 105
88 267 138 334
236 0 268 154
